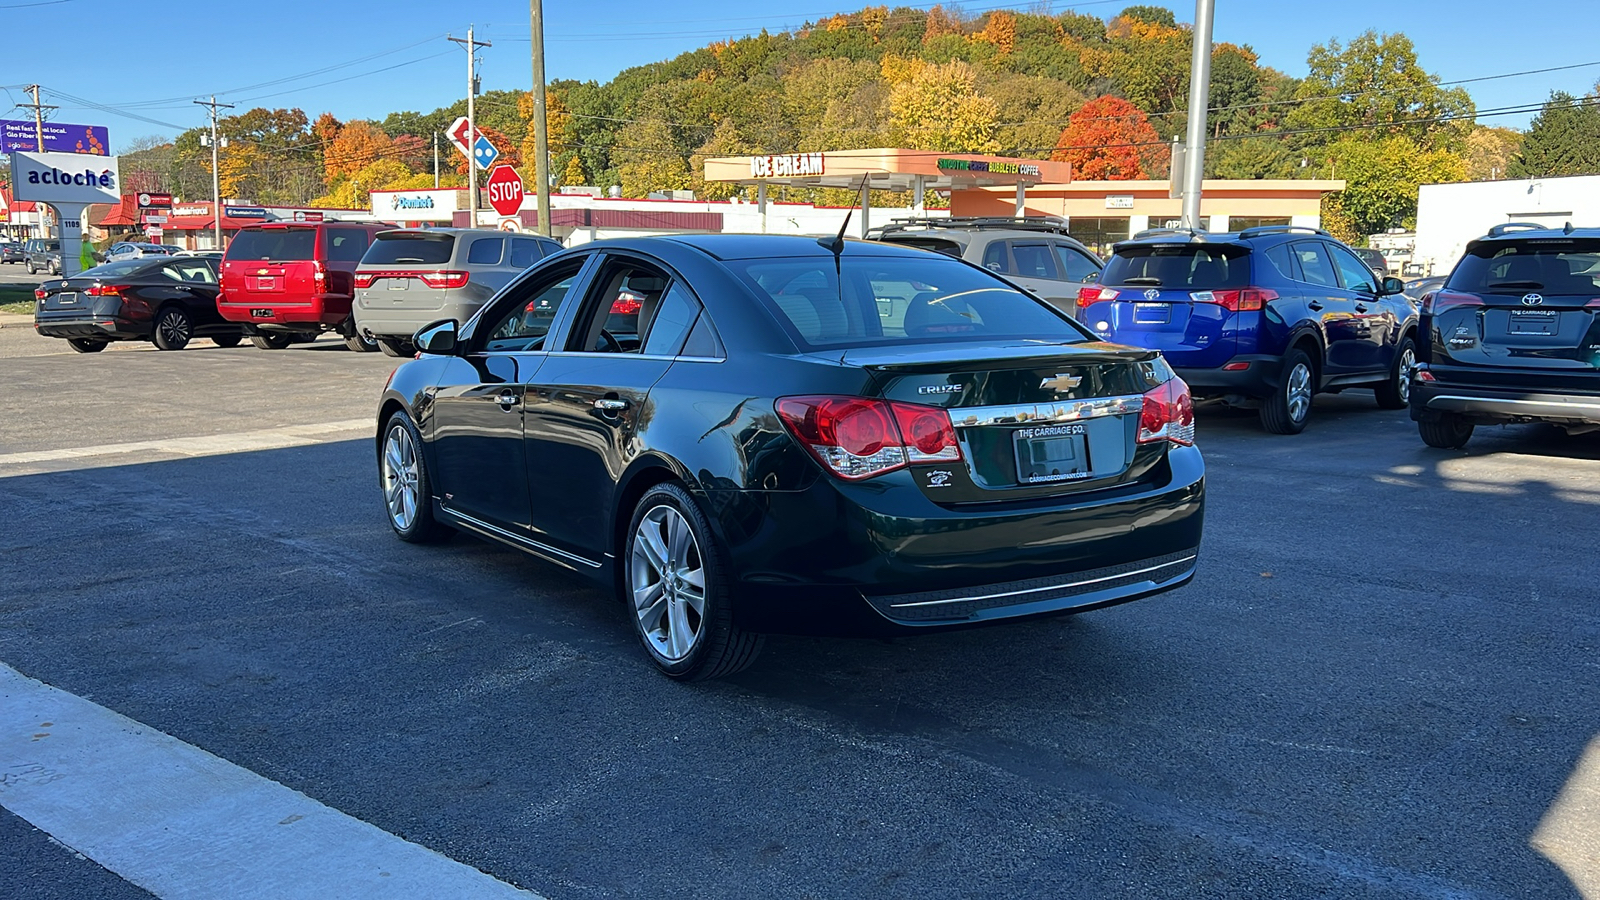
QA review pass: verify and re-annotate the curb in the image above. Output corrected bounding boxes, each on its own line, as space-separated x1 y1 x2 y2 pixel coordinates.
0 314 34 330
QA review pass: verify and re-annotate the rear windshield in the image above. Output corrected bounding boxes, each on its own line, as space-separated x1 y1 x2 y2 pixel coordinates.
1449 239 1600 295
729 254 1087 349
80 259 162 278
876 237 963 258
363 233 455 266
226 228 315 262
1102 244 1250 290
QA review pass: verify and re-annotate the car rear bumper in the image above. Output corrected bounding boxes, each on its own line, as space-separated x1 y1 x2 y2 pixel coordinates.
353 302 479 340
1173 355 1282 398
34 314 144 340
714 444 1205 636
1410 379 1600 425
217 294 349 327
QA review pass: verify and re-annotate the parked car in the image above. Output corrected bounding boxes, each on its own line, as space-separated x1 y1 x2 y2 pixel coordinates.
26 239 61 275
104 242 179 262
1403 275 1446 302
1078 225 1418 434
1351 246 1390 277
216 221 389 351
174 250 223 260
376 235 1205 679
0 240 24 264
32 256 244 353
1411 223 1600 448
866 216 1103 316
352 228 561 357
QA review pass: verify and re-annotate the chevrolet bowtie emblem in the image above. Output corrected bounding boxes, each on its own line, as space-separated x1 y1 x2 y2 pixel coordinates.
257 268 269 275
1040 373 1082 392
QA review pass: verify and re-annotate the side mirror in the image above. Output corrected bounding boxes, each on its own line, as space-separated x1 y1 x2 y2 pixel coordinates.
414 319 459 355
1379 276 1405 296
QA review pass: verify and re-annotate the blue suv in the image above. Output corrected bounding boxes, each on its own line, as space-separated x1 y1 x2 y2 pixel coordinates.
1078 226 1418 434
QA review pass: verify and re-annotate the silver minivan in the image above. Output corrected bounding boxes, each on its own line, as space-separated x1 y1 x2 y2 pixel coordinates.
352 228 562 356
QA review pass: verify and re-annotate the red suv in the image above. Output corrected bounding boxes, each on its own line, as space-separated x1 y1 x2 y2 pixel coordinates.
218 222 389 350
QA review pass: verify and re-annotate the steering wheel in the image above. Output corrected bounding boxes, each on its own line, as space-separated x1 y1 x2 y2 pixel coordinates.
595 329 623 353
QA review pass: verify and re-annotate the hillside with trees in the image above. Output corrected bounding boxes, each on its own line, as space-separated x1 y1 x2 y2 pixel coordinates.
110 4 1580 240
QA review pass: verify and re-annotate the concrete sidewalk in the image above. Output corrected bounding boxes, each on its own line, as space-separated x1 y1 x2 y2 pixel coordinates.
0 312 32 329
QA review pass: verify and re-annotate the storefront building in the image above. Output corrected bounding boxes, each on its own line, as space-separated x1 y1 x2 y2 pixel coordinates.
369 188 466 228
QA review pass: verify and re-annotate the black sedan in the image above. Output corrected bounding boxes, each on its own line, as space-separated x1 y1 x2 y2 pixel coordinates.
376 235 1205 679
33 257 244 352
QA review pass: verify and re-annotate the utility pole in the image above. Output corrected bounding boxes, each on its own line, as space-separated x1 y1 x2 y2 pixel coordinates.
195 96 235 249
1179 0 1215 230
433 131 440 189
529 0 551 236
449 27 491 226
21 86 59 237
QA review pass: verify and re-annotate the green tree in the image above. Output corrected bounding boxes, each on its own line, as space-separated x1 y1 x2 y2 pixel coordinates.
1508 90 1600 177
1321 135 1465 239
689 119 755 200
1285 31 1473 152
887 60 999 152
1117 5 1176 27
985 73 1084 155
616 117 690 197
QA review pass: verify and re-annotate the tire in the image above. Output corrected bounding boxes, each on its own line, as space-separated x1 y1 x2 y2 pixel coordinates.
1419 412 1474 449
1259 348 1316 435
210 334 242 348
376 338 413 358
66 338 106 353
250 333 294 350
344 330 379 353
380 411 453 544
152 306 192 351
1374 335 1416 410
26 262 35 274
624 482 763 681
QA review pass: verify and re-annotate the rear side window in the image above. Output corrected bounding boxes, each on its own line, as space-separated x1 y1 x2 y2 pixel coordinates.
1102 244 1250 290
467 237 505 265
1289 242 1337 288
1263 244 1298 280
363 233 454 265
981 241 1011 273
640 283 701 356
326 228 370 262
1449 240 1600 295
510 238 546 268
227 228 315 261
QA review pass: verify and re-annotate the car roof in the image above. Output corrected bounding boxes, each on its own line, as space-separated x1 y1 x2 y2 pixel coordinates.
1111 225 1335 253
655 233 938 261
374 227 535 238
1469 223 1600 246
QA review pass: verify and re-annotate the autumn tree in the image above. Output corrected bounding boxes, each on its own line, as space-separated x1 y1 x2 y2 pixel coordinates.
518 88 574 177
986 73 1084 155
976 11 1016 55
887 60 999 153
312 159 412 209
616 117 690 197
784 57 888 150
1082 13 1191 116
690 119 754 200
1051 95 1163 180
561 155 587 187
1464 126 1523 180
325 121 395 181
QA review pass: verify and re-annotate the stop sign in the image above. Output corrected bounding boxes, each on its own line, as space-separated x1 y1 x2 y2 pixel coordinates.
485 165 525 218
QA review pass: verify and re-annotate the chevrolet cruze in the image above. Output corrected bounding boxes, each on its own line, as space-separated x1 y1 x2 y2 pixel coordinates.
376 235 1205 679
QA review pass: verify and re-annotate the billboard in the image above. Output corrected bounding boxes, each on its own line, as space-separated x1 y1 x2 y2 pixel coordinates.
1 119 110 155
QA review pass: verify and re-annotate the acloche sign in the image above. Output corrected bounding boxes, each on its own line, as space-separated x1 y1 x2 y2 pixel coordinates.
9 150 121 204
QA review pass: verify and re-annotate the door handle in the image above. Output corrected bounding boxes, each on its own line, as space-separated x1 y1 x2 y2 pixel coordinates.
495 390 517 409
593 398 629 412
1355 304 1369 313
1307 301 1324 311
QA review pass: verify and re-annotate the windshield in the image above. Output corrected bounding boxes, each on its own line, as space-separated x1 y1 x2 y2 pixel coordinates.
729 254 1087 349
225 228 316 262
363 233 455 265
1449 239 1600 294
1101 244 1250 290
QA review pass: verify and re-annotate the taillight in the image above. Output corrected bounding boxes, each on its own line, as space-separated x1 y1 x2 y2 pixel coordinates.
34 287 46 300
1077 286 1119 305
418 270 469 289
312 260 326 283
1137 378 1195 447
1195 288 1275 311
611 296 642 315
776 395 962 480
1420 290 1483 315
85 284 130 297
354 272 375 289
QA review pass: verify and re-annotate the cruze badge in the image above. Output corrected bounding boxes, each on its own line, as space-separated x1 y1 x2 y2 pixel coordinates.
1522 293 1544 306
1040 373 1082 392
918 384 963 395
1144 288 1161 300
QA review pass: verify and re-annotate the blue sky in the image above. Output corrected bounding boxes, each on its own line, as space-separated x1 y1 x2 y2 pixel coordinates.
4 0 1595 152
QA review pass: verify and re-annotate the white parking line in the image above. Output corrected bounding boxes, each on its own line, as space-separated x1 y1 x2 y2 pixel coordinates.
0 420 372 476
0 662 541 900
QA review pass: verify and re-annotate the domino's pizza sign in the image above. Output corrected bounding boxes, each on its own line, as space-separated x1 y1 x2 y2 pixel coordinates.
9 150 121 204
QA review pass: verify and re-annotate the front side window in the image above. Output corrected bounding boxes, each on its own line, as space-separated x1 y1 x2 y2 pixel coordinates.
981 240 1010 273
730 254 1088 349
1053 244 1102 282
481 260 587 352
165 261 217 284
1328 244 1377 293
510 238 547 268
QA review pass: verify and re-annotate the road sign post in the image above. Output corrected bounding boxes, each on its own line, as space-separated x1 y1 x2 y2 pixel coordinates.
486 165 525 218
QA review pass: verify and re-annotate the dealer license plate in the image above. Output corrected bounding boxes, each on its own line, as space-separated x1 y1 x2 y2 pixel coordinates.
250 308 274 318
1013 423 1092 484
56 292 78 304
1132 303 1170 324
1509 310 1557 335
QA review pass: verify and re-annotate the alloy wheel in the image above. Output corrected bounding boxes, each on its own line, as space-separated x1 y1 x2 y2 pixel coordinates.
631 504 706 662
382 424 420 530
158 310 191 348
1286 362 1312 423
1396 346 1416 404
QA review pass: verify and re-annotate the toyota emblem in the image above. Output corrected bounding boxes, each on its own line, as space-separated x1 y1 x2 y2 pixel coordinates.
1521 293 1544 306
1143 288 1161 300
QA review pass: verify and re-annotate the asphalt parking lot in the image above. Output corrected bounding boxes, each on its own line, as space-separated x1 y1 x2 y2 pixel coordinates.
1 327 1596 899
